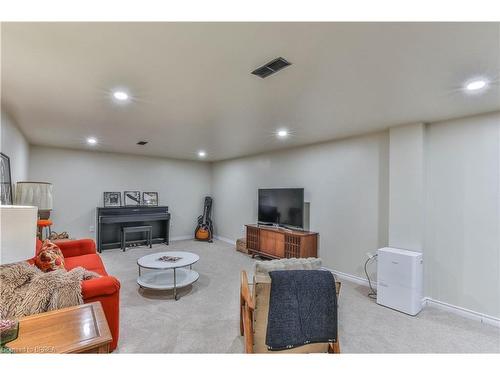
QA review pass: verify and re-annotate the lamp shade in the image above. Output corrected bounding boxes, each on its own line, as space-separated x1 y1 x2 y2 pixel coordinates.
0 205 38 264
14 182 53 210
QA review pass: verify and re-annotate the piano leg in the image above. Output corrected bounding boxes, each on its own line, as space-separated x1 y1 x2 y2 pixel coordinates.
165 218 170 245
97 221 102 253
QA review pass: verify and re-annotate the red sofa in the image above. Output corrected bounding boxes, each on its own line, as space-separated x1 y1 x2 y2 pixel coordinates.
34 239 120 351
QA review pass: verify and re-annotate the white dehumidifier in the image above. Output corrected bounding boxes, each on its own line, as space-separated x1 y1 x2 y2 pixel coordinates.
376 247 423 315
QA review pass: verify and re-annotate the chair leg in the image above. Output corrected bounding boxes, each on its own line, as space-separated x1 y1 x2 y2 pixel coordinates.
239 305 244 336
328 341 340 353
41 226 48 240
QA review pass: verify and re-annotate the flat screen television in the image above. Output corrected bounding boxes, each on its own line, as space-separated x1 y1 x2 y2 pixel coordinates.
258 188 304 229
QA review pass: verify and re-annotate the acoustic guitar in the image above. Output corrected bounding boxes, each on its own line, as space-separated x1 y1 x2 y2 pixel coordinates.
195 196 213 242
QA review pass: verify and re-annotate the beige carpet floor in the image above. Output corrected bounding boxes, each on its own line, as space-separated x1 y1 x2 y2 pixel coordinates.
99 239 500 353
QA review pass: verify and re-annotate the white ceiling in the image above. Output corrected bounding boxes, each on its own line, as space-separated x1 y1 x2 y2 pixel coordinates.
2 22 499 161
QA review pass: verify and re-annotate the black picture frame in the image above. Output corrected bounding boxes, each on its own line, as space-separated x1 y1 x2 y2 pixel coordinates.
0 152 13 205
142 192 158 206
124 191 141 206
103 192 122 207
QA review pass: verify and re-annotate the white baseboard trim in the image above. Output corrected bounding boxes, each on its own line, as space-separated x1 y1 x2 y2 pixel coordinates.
170 235 193 241
423 297 500 328
328 268 500 328
328 268 377 289
214 235 236 245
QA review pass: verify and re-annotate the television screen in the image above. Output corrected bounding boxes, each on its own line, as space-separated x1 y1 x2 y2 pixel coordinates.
258 188 304 228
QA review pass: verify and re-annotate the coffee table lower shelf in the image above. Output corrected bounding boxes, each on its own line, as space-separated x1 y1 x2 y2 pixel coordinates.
137 268 199 296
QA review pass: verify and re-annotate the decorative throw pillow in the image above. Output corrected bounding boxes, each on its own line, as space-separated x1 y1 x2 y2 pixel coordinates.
35 240 65 272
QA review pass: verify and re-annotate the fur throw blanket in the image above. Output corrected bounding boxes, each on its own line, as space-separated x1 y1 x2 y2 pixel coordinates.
0 262 100 319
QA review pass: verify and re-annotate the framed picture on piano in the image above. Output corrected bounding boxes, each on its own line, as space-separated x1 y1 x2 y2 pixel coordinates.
142 192 158 206
124 191 141 206
103 192 122 207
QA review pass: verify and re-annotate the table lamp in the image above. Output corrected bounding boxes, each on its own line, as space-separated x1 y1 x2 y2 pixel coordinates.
14 182 53 219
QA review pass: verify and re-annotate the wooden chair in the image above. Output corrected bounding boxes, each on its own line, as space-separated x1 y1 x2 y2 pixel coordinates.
240 270 341 354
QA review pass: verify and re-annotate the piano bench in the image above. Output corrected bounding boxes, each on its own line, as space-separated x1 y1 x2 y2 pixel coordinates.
121 225 153 251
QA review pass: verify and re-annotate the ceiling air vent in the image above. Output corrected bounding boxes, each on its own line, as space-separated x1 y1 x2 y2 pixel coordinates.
251 57 291 78
137 141 148 145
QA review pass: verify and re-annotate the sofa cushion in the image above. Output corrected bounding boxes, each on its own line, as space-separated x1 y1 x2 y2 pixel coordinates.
64 254 108 276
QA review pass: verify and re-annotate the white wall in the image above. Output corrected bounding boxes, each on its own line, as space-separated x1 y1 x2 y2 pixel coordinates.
211 131 390 278
388 123 425 251
28 146 211 240
424 112 500 318
1 111 30 185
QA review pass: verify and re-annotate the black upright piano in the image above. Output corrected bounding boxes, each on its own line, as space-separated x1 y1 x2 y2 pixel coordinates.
96 206 170 252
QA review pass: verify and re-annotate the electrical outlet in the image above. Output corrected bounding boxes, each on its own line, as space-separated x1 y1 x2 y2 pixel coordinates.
89 225 95 233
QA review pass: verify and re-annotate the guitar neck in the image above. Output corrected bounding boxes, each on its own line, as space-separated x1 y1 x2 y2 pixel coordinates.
202 204 212 224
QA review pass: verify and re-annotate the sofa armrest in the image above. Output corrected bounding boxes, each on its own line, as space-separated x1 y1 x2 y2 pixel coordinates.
81 276 121 299
56 239 97 258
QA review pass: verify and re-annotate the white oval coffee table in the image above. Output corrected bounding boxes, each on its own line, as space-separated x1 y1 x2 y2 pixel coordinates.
137 251 200 300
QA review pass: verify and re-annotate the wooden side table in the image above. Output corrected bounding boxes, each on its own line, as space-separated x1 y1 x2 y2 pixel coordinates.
7 302 112 354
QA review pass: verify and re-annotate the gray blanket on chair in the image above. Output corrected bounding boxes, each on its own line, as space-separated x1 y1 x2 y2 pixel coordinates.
265 270 337 351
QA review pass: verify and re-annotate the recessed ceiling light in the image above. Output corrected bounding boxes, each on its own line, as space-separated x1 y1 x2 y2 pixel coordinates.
86 137 97 145
113 91 129 101
277 129 288 138
465 79 488 92
198 150 207 158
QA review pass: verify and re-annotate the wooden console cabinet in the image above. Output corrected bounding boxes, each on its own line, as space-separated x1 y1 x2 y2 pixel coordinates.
245 224 318 259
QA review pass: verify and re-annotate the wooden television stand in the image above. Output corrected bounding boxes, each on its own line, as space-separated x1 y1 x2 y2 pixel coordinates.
245 224 318 259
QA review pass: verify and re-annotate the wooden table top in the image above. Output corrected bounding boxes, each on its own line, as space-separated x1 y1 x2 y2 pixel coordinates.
8 302 112 354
